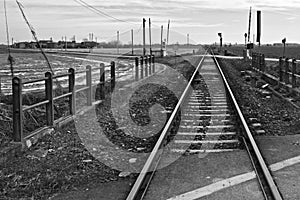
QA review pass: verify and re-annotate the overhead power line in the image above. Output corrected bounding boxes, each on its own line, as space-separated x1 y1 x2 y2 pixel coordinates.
16 0 54 75
73 0 137 26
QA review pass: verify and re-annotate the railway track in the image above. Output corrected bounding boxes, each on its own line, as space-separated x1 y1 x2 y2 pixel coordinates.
126 51 283 200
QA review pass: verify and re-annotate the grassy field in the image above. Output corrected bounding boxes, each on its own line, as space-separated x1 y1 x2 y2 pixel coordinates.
224 45 300 59
0 51 135 94
50 46 201 56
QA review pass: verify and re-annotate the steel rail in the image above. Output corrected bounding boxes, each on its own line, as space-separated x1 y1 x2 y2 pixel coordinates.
126 51 207 200
211 51 283 200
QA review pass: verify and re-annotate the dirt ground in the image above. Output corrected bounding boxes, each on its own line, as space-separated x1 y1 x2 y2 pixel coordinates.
0 54 202 200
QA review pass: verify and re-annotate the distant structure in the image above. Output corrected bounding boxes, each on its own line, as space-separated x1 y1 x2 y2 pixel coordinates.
12 38 99 49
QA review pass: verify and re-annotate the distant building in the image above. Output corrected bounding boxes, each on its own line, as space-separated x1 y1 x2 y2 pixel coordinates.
12 38 99 49
80 41 98 48
15 42 29 48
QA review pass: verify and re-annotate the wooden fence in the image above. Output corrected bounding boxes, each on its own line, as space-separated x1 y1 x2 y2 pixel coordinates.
11 55 155 143
251 52 300 88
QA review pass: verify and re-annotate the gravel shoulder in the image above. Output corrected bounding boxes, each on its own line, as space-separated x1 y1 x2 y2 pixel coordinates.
217 58 300 136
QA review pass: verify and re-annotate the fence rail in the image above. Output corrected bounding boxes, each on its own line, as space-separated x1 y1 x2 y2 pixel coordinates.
251 52 300 88
11 55 156 143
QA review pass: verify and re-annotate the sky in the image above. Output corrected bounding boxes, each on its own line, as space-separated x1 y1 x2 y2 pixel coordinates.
1 0 300 45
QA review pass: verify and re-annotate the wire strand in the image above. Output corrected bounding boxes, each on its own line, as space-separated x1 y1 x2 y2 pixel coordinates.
73 0 137 26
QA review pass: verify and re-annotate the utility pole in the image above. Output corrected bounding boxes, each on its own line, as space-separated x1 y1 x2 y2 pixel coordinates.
131 29 134 55
143 18 146 56
149 18 152 55
65 36 67 51
117 31 119 54
160 25 163 52
187 33 189 46
166 20 170 52
248 7 252 42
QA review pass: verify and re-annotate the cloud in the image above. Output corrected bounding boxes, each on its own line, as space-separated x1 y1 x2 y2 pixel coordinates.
287 17 296 20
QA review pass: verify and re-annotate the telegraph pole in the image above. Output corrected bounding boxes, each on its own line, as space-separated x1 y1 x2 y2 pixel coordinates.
143 18 146 56
248 7 252 42
166 20 170 52
117 31 119 54
187 33 189 46
149 18 152 55
160 25 163 52
131 29 134 55
65 36 67 51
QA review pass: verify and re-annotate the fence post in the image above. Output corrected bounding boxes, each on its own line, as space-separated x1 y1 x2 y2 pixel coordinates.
292 59 297 88
86 65 92 106
135 57 139 81
45 72 54 126
261 54 265 72
258 53 262 71
12 77 23 142
152 55 155 73
285 58 289 84
251 52 254 69
111 61 116 91
100 63 105 100
140 56 144 79
279 57 283 82
149 56 152 75
145 56 148 77
68 68 76 115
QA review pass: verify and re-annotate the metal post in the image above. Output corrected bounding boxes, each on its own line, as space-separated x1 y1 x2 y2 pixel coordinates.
140 56 144 79
111 61 115 91
45 72 54 126
12 77 23 142
135 57 139 81
100 63 105 100
292 59 297 88
86 65 92 106
279 57 283 82
145 56 148 77
285 58 289 84
68 68 75 114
